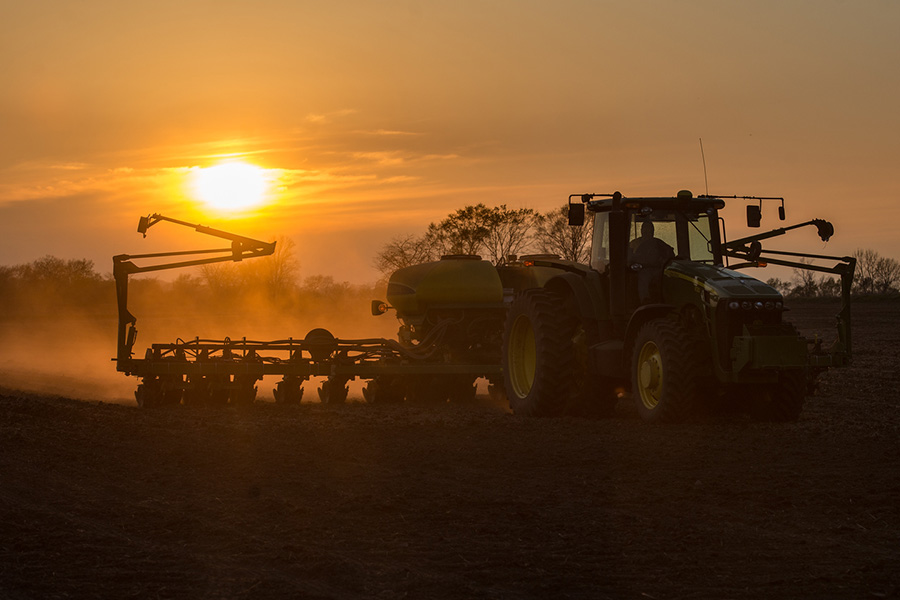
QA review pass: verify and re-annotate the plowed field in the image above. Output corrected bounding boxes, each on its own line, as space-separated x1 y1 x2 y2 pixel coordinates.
1 301 898 599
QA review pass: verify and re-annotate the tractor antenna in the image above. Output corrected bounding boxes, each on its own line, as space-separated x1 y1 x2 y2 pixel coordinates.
699 137 709 196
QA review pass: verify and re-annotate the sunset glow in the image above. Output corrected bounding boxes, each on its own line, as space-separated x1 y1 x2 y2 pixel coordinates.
0 2 897 284
191 162 269 212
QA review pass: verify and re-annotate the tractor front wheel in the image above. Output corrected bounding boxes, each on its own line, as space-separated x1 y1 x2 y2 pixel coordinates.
631 318 700 423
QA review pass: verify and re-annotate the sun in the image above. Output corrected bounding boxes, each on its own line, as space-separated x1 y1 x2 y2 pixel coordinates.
191 161 269 211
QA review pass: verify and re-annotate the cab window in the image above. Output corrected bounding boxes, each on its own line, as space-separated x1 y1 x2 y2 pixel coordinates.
688 214 715 262
628 214 677 249
590 212 610 273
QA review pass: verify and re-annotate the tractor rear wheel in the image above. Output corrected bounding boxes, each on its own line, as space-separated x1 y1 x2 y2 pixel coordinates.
502 289 574 417
631 317 700 423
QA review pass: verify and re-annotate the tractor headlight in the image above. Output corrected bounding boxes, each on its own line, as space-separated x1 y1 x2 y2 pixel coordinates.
755 301 764 310
741 301 752 310
728 301 740 310
765 301 775 310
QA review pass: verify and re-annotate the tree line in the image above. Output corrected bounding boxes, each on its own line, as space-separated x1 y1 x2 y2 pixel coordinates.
374 204 593 276
376 203 900 298
1 206 898 320
765 248 900 299
0 242 378 321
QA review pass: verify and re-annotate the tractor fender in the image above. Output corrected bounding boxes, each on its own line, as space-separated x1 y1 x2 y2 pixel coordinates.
544 272 598 326
623 303 676 367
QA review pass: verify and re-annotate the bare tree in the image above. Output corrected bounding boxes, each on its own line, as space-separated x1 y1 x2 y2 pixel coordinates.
852 248 900 295
2 256 108 313
534 205 593 263
373 233 437 278
17 256 102 285
424 204 494 257
251 236 300 298
790 258 818 297
201 236 299 298
199 261 242 294
377 203 588 274
419 204 539 264
301 274 351 296
481 205 539 264
765 277 793 296
817 275 841 298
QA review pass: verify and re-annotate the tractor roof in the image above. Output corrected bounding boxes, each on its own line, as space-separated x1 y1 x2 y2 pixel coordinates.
580 190 726 214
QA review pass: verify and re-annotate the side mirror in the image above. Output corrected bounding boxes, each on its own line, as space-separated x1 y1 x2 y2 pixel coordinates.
746 205 762 228
568 203 585 227
137 216 150 237
778 205 785 220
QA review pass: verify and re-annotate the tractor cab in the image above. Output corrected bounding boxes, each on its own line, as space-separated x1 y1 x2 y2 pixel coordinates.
582 190 726 313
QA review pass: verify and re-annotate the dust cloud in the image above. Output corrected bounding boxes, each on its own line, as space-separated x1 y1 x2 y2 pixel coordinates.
0 273 399 405
0 316 135 402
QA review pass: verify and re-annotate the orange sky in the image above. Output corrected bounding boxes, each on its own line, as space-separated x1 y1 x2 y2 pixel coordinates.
1 1 898 283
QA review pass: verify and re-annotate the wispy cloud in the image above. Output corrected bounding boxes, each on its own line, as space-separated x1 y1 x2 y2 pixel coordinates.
351 151 407 167
355 129 423 137
49 162 90 171
349 150 460 167
304 109 358 124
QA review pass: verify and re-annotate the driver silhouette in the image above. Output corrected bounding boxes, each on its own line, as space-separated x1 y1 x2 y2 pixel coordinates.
628 220 675 303
629 220 674 267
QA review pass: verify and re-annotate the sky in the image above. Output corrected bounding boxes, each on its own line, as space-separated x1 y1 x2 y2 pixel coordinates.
1 0 898 283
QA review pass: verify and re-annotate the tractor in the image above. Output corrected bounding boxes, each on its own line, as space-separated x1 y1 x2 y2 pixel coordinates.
375 190 854 421
482 190 854 422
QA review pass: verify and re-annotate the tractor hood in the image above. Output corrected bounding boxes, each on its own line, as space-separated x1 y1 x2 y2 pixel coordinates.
664 260 782 301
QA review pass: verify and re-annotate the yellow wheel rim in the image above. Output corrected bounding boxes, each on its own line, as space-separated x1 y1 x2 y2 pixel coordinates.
637 340 663 410
508 314 536 398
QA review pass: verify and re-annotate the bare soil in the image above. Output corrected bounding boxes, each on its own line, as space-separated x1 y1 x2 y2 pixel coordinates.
1 301 898 599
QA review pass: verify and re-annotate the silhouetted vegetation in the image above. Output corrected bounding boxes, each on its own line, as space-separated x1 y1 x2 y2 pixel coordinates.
851 248 900 295
0 242 382 326
766 249 900 299
375 205 899 299
534 204 594 263
374 204 591 277
2 233 897 324
0 256 112 317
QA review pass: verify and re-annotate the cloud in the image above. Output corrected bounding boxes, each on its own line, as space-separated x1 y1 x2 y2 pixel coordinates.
351 151 407 167
50 162 90 171
304 109 358 124
355 129 423 137
348 150 460 167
